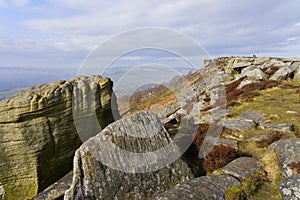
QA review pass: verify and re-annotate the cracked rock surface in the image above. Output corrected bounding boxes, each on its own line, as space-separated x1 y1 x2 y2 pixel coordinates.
0 75 116 199
64 110 193 200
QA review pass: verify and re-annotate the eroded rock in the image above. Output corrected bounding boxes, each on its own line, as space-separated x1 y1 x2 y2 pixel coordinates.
0 75 117 199
260 123 294 132
154 174 240 200
241 68 267 80
278 174 300 200
0 184 3 200
222 157 260 179
269 138 300 177
238 110 265 125
217 118 256 131
270 66 295 80
64 110 193 200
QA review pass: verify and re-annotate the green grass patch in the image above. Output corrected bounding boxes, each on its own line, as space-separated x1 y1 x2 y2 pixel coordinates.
228 81 300 135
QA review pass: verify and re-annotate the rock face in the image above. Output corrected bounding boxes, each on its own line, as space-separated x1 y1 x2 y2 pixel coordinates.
278 174 300 200
0 185 3 200
222 157 260 179
64 110 192 200
154 174 240 200
0 75 117 199
269 138 300 177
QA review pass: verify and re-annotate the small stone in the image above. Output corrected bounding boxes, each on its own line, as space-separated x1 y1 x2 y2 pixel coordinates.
222 157 261 179
238 110 265 124
217 118 256 131
260 123 294 132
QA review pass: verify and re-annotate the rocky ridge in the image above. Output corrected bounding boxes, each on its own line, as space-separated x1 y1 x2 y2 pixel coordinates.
126 56 300 199
1 56 300 199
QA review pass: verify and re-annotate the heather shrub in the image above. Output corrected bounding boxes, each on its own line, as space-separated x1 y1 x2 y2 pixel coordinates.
203 145 241 173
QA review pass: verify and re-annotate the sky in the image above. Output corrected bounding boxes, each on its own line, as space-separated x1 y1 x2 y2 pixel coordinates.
0 0 300 69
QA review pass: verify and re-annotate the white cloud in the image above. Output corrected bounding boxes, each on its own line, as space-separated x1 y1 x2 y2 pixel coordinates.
11 0 31 7
0 0 6 7
1 0 300 69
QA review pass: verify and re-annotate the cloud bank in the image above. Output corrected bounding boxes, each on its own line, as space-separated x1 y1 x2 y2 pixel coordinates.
0 0 299 68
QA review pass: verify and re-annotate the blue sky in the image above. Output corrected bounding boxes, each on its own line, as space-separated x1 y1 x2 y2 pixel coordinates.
0 0 300 69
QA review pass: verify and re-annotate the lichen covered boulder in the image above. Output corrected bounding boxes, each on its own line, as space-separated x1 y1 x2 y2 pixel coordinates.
222 157 261 179
154 174 240 200
64 110 193 200
269 138 300 177
0 75 117 199
278 174 300 200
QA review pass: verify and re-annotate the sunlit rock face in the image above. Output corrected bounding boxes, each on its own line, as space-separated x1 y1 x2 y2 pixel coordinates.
0 75 117 199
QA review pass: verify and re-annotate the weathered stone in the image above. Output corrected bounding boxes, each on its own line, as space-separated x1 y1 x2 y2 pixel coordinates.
208 109 233 121
154 174 240 200
217 118 256 131
270 66 295 80
254 134 269 143
233 61 252 69
253 57 270 65
237 79 254 89
269 138 300 177
278 174 300 200
238 110 265 124
222 157 260 179
270 60 286 67
293 62 300 80
241 68 267 80
0 75 117 199
203 137 238 150
0 184 3 200
64 111 193 200
32 171 73 200
260 123 294 132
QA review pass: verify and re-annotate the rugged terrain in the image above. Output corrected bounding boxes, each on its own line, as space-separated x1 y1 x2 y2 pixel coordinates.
1 56 300 200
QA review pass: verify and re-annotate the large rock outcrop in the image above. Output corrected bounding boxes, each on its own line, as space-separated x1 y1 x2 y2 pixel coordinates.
64 110 193 200
0 75 117 199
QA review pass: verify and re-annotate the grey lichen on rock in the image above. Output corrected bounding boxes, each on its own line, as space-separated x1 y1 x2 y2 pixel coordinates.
154 174 240 200
269 138 300 178
222 157 261 179
64 110 193 200
0 184 3 200
238 110 265 125
278 174 300 200
0 75 117 199
260 123 294 132
217 118 256 131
